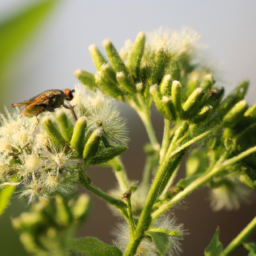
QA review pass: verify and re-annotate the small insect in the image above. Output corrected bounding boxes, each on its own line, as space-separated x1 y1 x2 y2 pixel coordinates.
11 89 77 121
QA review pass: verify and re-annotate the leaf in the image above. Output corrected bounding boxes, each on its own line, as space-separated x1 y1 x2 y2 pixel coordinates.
0 183 16 216
147 230 170 256
176 173 201 189
186 148 208 177
244 243 256 256
69 237 122 256
205 228 223 256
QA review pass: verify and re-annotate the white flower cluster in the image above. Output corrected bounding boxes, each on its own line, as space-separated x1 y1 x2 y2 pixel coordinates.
0 87 128 202
113 214 185 256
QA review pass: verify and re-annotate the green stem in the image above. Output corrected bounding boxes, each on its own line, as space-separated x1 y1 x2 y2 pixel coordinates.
79 171 127 216
222 216 256 256
141 156 153 189
152 146 256 221
137 109 159 150
123 126 215 256
160 119 171 163
127 196 136 235
110 156 130 193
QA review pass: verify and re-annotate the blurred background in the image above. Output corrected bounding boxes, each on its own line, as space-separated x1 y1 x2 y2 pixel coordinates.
0 0 255 255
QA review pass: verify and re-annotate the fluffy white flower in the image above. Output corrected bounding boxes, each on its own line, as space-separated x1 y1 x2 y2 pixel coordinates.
209 177 251 211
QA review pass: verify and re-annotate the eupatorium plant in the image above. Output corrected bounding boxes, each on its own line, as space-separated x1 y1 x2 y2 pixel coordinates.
0 28 256 256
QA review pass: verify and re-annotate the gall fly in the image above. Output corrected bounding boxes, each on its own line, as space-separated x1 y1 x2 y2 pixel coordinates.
11 89 77 121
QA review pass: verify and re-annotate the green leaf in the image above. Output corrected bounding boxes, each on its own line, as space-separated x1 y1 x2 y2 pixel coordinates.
176 173 201 189
186 148 208 177
147 230 170 256
244 243 256 256
69 237 122 256
205 228 223 256
0 183 16 216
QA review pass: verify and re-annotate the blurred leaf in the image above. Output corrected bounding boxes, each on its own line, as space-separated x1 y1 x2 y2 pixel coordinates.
244 243 256 256
69 237 122 256
205 228 223 256
147 230 170 256
0 182 16 216
176 173 201 189
0 0 57 70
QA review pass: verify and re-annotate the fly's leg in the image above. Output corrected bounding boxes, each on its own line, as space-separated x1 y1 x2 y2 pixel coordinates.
63 103 78 121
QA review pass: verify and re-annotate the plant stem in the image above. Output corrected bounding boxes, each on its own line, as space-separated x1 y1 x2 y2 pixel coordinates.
141 156 153 189
152 146 256 221
222 216 256 255
159 119 171 163
79 171 127 215
137 109 159 150
110 156 130 193
123 126 219 256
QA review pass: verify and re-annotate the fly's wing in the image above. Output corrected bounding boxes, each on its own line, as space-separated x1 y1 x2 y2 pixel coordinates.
21 102 44 117
32 90 63 104
11 100 33 107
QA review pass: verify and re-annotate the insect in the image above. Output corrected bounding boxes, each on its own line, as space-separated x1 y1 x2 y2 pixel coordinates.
11 89 78 121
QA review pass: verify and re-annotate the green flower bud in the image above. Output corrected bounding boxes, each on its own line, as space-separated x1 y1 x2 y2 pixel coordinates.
162 96 176 121
223 100 248 128
139 61 148 85
56 110 73 142
244 104 256 117
88 44 108 71
199 74 215 90
148 49 166 85
70 117 87 156
224 138 234 151
171 80 183 115
136 82 144 93
204 87 225 108
42 117 66 151
100 64 123 95
127 32 145 80
116 72 137 94
72 194 91 222
159 74 172 96
95 72 122 98
90 145 128 165
73 69 97 91
55 195 73 226
83 128 102 162
219 80 249 117
192 105 212 123
186 71 200 97
150 84 166 117
169 59 180 81
182 88 205 118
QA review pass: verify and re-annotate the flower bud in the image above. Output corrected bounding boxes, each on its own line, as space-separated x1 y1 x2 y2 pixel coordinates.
150 85 166 117
244 104 256 117
90 145 128 165
116 72 136 94
127 32 145 80
55 195 73 226
182 88 205 118
159 74 172 96
88 44 108 71
83 128 102 162
56 110 73 142
223 100 248 128
162 96 176 121
192 105 212 123
204 87 224 108
42 117 66 151
95 72 122 98
199 74 215 90
70 117 87 156
73 69 97 91
171 80 183 115
72 194 91 222
169 59 180 81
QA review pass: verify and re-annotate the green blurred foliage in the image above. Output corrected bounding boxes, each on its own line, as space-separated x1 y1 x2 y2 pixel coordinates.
0 1 58 255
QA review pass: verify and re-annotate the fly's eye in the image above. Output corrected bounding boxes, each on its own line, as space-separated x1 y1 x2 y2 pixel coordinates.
64 89 74 101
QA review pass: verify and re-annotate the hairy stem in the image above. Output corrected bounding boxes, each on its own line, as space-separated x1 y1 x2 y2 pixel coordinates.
152 146 256 220
160 119 171 163
110 156 130 193
222 216 256 255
